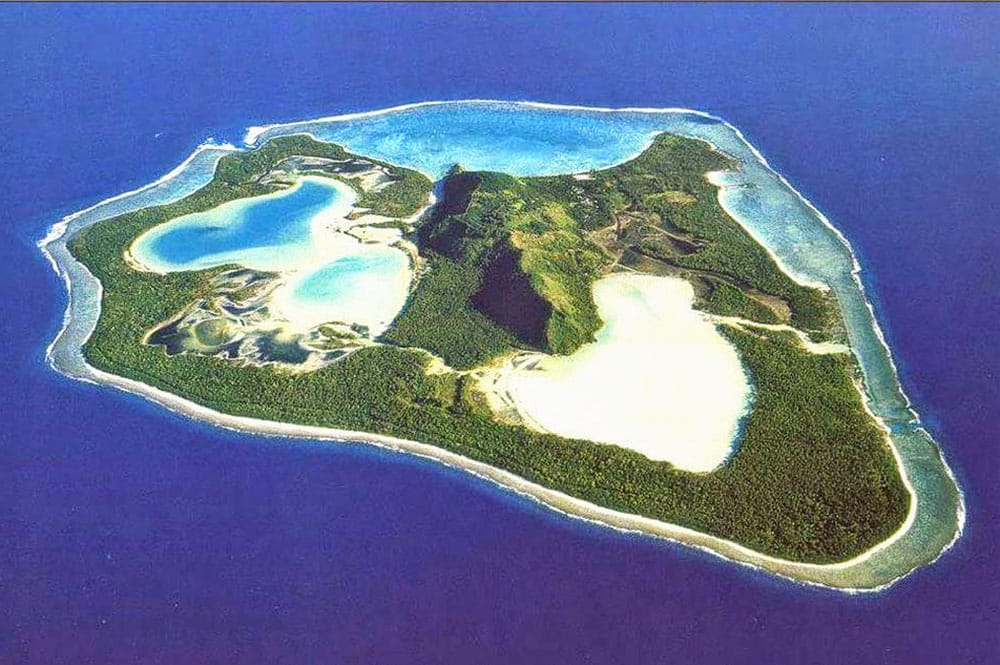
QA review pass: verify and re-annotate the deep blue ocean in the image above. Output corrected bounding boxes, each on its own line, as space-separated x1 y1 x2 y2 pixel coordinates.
2 5 998 663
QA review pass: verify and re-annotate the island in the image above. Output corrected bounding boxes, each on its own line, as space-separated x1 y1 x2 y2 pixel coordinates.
44 102 964 592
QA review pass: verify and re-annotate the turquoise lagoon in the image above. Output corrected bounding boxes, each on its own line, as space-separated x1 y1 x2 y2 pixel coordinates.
251 102 923 428
130 175 412 334
276 247 411 333
52 101 961 588
248 101 961 586
131 176 353 273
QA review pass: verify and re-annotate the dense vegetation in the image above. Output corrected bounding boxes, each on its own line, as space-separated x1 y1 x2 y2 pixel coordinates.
218 133 431 216
385 169 609 368
67 134 909 563
387 134 833 370
525 135 835 331
382 255 524 368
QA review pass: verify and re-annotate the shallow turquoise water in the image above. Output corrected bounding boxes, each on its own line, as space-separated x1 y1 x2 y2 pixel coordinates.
270 103 673 178
283 247 411 332
260 102 910 424
132 176 349 273
129 175 417 332
294 251 407 306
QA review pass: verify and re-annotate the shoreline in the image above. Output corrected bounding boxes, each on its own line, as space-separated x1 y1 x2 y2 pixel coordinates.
39 140 240 276
476 274 752 474
242 99 721 147
40 101 964 593
37 315 923 593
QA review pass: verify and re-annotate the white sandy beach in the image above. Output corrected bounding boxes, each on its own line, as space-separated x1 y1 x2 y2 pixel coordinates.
270 242 411 335
129 175 359 274
130 174 414 336
39 100 965 593
480 274 750 472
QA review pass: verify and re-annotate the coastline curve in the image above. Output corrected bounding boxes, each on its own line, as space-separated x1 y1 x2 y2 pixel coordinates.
40 101 964 592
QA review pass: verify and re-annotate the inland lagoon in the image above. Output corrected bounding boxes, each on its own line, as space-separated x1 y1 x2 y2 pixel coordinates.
129 175 413 338
129 176 355 273
42 101 964 594
11 6 999 664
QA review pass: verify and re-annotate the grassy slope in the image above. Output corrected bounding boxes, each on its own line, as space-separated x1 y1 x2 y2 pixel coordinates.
67 135 909 563
531 135 833 330
384 169 609 368
388 135 833 371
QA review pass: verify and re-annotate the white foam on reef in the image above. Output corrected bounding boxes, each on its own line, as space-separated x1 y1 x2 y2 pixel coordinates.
482 274 750 473
39 141 238 364
39 139 239 259
243 100 459 146
40 101 964 592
